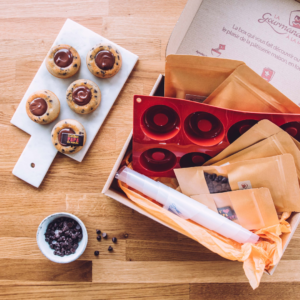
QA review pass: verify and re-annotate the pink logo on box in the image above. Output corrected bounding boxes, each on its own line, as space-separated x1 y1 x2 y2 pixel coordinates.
211 44 226 57
290 10 300 29
261 67 275 82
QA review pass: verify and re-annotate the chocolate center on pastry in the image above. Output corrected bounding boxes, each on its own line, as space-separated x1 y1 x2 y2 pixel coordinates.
72 86 92 106
54 49 73 68
29 98 48 116
95 50 115 70
58 128 75 146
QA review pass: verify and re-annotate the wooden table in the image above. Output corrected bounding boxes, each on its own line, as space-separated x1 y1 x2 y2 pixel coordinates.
1 0 300 299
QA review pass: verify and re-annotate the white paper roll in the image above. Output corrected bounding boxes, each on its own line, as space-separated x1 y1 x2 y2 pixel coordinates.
115 167 259 244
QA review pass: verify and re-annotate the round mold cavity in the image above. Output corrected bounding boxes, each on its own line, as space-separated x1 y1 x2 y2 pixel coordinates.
184 112 225 146
227 120 258 144
142 105 180 140
281 122 300 141
180 152 212 168
140 148 177 172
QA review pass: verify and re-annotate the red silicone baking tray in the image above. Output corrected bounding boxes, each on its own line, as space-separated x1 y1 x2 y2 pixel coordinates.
132 95 300 177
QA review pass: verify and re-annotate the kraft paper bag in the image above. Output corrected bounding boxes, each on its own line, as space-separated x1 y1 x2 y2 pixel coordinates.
165 55 245 99
203 64 300 113
165 55 300 113
205 120 300 165
175 154 300 213
191 188 279 231
211 131 300 183
117 162 291 290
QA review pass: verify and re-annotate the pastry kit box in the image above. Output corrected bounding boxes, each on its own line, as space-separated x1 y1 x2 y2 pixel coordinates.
103 0 300 275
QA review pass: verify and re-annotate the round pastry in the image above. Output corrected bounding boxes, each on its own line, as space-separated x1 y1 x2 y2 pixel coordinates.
46 44 81 78
26 90 60 124
86 44 122 78
51 119 86 154
66 79 101 114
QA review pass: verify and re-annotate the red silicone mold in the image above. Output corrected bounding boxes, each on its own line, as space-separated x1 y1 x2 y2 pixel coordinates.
133 95 300 177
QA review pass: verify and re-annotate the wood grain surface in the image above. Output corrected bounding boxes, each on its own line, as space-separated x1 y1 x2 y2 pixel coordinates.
1 0 300 299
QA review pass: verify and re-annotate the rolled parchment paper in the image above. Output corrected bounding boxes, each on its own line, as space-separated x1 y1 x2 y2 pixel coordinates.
115 167 259 244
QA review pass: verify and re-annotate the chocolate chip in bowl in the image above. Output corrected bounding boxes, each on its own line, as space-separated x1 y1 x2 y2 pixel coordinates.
37 213 88 264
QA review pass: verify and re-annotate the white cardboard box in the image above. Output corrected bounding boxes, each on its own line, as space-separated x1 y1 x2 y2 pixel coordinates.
103 0 300 275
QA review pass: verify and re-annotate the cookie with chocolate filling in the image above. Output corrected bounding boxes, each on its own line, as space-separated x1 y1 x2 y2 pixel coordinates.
51 119 86 154
86 44 122 78
66 79 101 114
46 44 81 78
26 90 60 124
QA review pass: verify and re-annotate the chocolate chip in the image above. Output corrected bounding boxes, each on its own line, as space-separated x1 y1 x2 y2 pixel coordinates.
94 89 97 93
62 149 65 152
91 107 93 110
45 217 82 257
74 64 77 67
84 82 87 84
108 246 113 252
49 100 53 103
81 110 84 113
116 62 118 65
102 232 107 239
208 173 217 181
62 73 67 75
112 237 117 243
215 176 223 182
34 120 37 122
94 250 99 256
47 113 49 116
101 70 105 74
97 236 101 242
221 177 228 183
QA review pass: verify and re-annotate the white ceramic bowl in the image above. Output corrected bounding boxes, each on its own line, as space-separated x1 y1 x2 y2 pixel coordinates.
37 212 88 263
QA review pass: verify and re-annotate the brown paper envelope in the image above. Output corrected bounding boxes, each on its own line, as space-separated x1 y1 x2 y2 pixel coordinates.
203 64 300 113
165 55 245 99
205 120 300 166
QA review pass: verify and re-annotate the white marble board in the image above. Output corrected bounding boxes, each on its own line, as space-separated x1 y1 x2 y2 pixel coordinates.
11 19 138 188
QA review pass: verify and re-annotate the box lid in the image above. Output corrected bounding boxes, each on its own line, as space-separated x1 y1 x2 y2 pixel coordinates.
167 0 300 106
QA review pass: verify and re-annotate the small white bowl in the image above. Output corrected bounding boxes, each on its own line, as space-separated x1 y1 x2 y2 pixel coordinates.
37 212 88 264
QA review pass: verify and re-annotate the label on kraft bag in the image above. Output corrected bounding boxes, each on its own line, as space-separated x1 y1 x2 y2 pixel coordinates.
238 180 252 190
217 206 238 221
61 133 84 146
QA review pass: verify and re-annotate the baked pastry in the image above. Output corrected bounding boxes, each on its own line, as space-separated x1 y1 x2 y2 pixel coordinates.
46 44 81 78
26 90 60 124
86 44 122 78
51 119 86 154
66 79 101 114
